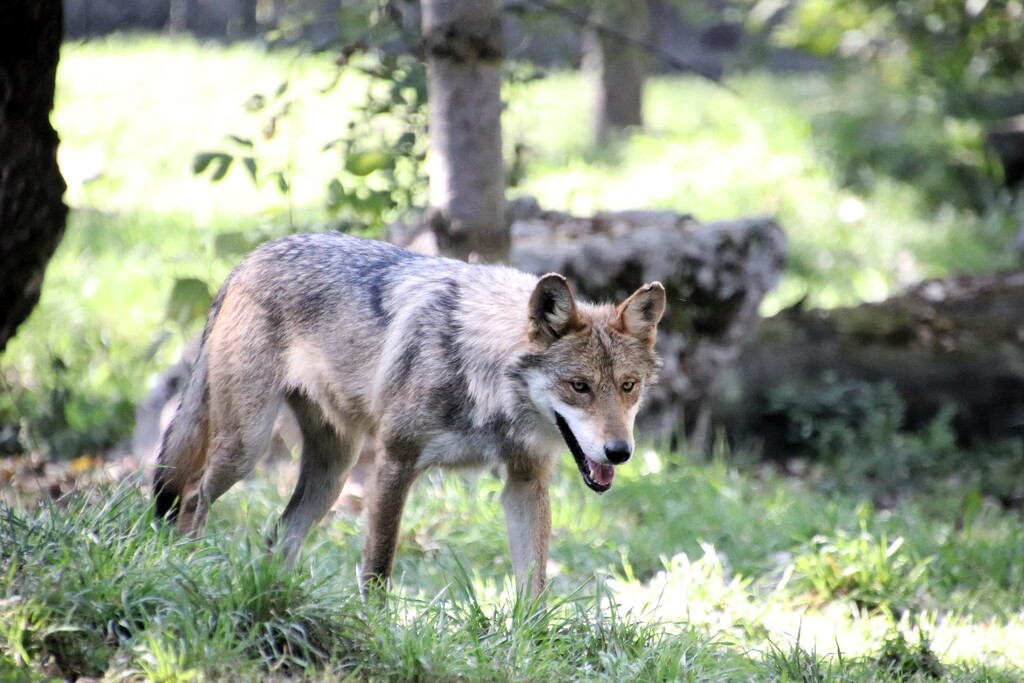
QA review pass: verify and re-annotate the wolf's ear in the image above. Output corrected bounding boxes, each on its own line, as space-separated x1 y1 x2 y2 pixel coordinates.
612 282 666 348
529 273 582 345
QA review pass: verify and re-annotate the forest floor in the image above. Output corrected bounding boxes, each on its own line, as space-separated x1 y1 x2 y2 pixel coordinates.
4 449 1024 680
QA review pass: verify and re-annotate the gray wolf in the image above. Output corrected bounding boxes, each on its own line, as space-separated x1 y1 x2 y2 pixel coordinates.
153 232 665 596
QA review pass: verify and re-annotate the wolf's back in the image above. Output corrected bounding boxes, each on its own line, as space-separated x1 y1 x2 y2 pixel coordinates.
151 232 524 519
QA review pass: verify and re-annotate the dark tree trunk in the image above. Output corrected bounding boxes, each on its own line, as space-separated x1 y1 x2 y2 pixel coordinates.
582 0 650 145
987 116 1024 188
0 0 68 352
236 0 259 35
422 0 509 263
721 271 1024 456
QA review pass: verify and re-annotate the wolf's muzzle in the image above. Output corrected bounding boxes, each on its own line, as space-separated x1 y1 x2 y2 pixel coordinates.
554 411 613 493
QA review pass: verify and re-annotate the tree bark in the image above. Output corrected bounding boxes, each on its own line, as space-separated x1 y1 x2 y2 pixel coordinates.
0 0 68 352
720 271 1024 456
582 0 650 145
422 0 509 263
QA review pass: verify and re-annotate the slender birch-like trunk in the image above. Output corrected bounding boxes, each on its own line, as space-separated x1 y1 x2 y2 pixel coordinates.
422 0 509 263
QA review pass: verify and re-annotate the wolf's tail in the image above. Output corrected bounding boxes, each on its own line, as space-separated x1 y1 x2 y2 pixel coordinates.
152 342 211 521
152 285 228 521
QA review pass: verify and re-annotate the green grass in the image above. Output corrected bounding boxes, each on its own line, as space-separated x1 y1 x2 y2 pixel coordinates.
4 456 1024 680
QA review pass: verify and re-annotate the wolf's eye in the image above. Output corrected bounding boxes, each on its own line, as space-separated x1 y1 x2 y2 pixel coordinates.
622 380 636 393
570 380 590 393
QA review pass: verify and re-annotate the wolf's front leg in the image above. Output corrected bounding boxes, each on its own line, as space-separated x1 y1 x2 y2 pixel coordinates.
500 464 553 597
361 444 419 594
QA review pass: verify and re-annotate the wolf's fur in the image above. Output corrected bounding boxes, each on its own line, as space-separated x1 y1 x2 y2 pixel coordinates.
154 233 665 595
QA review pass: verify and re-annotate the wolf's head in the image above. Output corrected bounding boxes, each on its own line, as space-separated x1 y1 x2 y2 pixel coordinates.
517 273 666 493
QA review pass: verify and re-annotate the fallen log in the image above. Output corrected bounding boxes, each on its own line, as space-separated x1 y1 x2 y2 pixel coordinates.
720 270 1024 458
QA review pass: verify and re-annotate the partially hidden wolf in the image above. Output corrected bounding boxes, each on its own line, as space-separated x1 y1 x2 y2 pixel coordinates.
153 232 666 596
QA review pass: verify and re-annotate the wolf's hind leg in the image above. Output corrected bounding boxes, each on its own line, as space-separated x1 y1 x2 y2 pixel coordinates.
277 392 361 563
186 392 283 538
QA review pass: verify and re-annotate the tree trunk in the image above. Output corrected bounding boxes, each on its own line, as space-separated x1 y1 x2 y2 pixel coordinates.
720 271 1024 456
988 116 1024 188
422 0 509 263
582 0 650 145
234 0 259 36
0 0 68 352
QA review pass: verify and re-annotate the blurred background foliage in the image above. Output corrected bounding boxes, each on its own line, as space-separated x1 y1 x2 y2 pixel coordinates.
754 0 1024 91
743 0 1024 208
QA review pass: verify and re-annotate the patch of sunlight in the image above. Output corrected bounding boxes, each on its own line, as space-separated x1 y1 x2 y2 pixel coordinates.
56 36 360 223
609 544 762 636
608 541 1024 670
931 615 1024 668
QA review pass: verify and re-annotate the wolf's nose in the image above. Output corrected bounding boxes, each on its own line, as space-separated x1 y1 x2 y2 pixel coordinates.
604 440 632 464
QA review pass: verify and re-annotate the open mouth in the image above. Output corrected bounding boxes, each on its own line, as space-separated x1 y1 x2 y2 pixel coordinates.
554 412 614 494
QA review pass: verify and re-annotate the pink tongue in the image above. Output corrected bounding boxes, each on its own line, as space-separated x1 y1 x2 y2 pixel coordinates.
587 459 615 486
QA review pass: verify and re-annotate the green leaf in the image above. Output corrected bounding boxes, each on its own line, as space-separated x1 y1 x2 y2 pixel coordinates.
166 277 213 325
274 172 290 193
192 151 219 175
210 154 233 182
194 152 233 180
344 150 393 176
242 156 258 183
228 135 254 148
